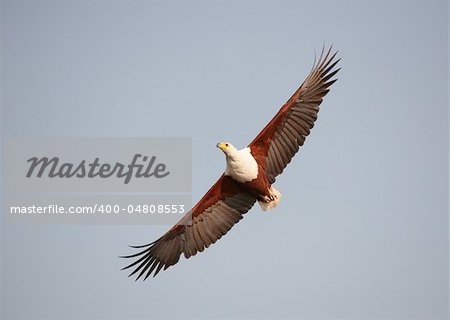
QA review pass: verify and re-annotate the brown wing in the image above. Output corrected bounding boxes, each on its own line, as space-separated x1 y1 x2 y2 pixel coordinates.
122 175 256 280
249 46 340 183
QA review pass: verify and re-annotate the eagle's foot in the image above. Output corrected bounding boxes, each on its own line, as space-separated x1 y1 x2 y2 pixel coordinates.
258 186 282 211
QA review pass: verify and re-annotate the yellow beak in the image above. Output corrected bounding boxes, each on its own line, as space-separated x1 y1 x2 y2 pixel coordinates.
216 143 227 150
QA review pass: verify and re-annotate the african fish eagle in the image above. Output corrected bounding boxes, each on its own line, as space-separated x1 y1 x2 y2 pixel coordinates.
122 47 340 280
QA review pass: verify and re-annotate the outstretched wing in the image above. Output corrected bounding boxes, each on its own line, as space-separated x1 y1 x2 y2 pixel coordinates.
249 46 340 183
122 175 256 280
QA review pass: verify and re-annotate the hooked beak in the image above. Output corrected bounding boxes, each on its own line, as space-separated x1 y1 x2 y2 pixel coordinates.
217 143 226 150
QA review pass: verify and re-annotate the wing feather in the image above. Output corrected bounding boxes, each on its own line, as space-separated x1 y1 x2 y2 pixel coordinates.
122 175 256 279
249 46 340 183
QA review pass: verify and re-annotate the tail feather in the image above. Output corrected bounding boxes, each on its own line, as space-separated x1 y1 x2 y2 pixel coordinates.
258 186 281 211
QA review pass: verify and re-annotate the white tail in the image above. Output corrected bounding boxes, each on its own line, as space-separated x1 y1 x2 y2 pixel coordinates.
258 186 281 211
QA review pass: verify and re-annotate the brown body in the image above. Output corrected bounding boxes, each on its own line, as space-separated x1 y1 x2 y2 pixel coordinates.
242 150 273 201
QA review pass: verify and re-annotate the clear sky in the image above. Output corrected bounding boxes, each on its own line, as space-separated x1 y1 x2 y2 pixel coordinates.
1 0 448 319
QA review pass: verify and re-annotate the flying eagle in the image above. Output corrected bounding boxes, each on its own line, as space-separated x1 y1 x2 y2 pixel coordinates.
122 47 340 280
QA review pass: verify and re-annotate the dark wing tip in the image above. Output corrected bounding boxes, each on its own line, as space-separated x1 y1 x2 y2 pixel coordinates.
120 242 159 280
307 46 341 91
121 230 185 281
129 242 154 249
312 45 340 72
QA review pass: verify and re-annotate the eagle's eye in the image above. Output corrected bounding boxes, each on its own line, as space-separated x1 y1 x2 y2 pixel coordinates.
225 143 229 147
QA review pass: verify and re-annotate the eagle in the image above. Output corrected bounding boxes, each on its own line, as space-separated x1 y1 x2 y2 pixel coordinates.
122 47 340 280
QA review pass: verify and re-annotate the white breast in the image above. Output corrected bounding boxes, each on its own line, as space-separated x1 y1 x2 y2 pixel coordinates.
224 147 258 183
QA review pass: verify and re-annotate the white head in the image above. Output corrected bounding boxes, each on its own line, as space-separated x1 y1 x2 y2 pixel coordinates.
216 142 238 157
